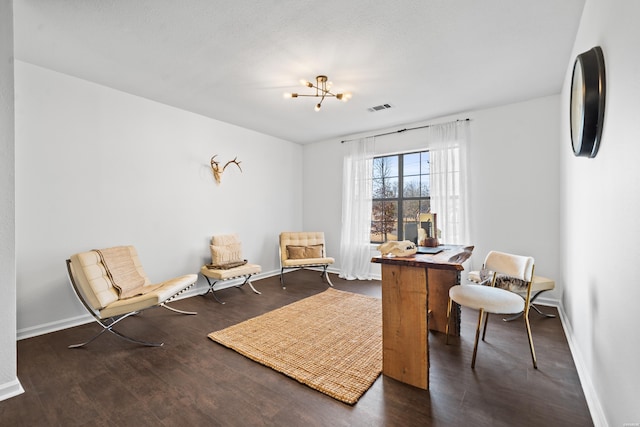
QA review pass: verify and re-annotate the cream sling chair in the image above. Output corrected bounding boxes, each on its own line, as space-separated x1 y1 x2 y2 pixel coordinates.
445 250 537 369
66 246 198 348
200 234 262 304
279 231 335 289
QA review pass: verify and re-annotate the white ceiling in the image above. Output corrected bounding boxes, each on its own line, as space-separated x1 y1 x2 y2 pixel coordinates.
14 0 585 144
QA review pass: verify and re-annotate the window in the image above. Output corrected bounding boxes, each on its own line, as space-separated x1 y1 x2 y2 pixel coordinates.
371 150 430 243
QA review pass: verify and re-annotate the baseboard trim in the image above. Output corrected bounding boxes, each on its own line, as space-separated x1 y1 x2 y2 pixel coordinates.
556 302 607 427
0 378 25 402
17 313 93 341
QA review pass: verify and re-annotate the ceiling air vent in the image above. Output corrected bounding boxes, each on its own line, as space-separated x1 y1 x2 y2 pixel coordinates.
368 103 393 112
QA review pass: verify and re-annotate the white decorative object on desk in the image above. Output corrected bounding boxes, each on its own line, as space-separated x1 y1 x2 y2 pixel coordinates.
377 240 417 257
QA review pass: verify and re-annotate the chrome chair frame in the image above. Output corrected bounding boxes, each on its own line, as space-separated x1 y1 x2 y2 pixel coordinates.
278 257 334 289
66 259 196 348
201 272 261 304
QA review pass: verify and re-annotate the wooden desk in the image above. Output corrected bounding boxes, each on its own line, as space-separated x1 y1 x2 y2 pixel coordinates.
371 246 473 390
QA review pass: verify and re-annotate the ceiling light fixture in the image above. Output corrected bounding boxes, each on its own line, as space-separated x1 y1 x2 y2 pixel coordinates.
284 75 352 111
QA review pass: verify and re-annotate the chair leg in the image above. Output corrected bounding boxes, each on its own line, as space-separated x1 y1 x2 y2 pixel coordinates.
68 311 164 348
237 275 261 295
280 268 286 289
322 265 334 287
530 303 556 318
107 328 164 347
160 302 197 315
445 297 453 345
481 311 490 341
471 309 484 368
201 275 226 304
68 327 110 349
524 313 538 369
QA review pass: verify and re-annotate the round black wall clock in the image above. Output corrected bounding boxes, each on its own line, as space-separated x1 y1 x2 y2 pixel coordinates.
570 46 606 158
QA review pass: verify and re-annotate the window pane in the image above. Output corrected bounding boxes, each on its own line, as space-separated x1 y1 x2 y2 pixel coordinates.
372 178 384 198
421 152 430 174
388 223 398 241
420 174 430 197
419 199 431 215
372 158 383 179
403 152 421 176
403 175 421 197
371 201 397 223
403 199 421 222
383 177 398 198
387 157 399 177
370 201 397 242
384 201 397 224
373 177 398 198
403 200 421 243
370 222 384 243
373 156 398 179
371 201 384 221
371 220 398 242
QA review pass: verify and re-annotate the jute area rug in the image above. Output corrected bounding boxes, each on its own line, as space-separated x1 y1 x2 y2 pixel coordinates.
208 288 382 405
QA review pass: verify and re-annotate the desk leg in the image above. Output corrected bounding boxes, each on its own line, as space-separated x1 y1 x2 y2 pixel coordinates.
381 264 429 390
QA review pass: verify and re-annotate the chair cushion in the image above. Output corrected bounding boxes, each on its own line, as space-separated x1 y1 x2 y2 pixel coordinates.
529 276 555 292
282 257 335 268
449 284 525 314
280 232 327 262
70 247 151 310
279 232 333 268
484 251 534 281
211 234 240 246
200 263 261 280
99 274 197 318
286 244 323 259
210 243 243 265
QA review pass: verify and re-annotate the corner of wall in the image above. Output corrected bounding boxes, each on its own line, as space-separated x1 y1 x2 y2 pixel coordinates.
556 301 607 426
0 378 25 402
0 0 18 403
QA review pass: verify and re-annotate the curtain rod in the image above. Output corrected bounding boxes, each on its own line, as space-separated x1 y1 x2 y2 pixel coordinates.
340 118 470 143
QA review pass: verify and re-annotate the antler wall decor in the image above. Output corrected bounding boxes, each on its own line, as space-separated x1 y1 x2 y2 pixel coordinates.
210 155 242 184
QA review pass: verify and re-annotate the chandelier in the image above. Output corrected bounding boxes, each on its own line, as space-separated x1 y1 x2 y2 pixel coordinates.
284 75 352 111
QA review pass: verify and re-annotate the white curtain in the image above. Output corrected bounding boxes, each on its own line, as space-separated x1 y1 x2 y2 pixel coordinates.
428 120 471 245
339 137 375 280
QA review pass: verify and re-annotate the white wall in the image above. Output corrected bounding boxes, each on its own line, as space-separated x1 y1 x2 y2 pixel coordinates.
469 96 562 292
14 61 303 336
303 95 562 303
560 0 640 425
0 0 24 402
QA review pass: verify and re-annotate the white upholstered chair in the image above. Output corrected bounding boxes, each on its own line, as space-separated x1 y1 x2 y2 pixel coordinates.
445 250 538 368
279 231 335 289
200 234 262 304
66 245 197 348
467 270 556 320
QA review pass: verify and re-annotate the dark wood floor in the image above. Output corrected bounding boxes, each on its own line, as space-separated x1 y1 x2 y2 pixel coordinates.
1 270 592 427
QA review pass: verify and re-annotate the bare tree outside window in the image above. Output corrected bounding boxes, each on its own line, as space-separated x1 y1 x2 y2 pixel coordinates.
371 156 398 243
371 151 430 243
